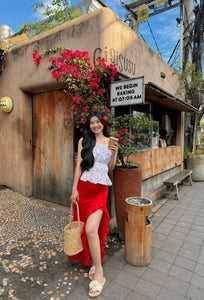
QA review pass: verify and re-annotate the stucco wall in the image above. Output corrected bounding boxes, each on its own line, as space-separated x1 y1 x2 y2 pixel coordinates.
0 7 183 196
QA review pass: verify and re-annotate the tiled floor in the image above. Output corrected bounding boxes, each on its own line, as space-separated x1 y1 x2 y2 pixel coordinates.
1 181 204 299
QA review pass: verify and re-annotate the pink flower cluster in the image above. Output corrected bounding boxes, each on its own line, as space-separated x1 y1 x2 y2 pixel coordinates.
32 48 117 126
32 51 42 65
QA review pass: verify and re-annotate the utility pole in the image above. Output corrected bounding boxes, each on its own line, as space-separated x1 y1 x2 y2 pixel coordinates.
192 0 204 74
183 0 193 70
179 1 184 73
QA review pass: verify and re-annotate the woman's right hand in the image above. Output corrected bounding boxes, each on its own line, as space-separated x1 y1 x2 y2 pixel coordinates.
70 189 79 203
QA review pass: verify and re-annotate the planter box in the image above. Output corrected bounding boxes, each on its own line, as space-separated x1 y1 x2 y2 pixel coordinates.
187 154 204 181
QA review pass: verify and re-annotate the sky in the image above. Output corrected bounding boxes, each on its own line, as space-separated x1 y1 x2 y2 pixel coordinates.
0 0 198 66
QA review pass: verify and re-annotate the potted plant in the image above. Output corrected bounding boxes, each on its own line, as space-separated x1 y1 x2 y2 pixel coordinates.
108 114 145 239
186 119 204 181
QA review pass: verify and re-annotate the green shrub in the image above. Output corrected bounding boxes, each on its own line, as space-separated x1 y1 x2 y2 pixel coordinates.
195 149 203 155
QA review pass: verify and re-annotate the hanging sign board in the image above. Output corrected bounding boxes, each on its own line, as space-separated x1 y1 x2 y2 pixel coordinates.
111 77 145 107
154 0 168 13
138 6 149 22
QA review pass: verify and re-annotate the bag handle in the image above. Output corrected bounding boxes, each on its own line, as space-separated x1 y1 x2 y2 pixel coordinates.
69 202 81 226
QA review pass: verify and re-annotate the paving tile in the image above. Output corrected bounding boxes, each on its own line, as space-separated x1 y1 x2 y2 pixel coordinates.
178 247 200 262
160 241 181 255
168 208 184 216
126 290 152 300
102 281 130 300
133 278 160 299
169 230 187 241
185 234 204 246
179 217 195 225
104 257 125 271
153 227 172 236
149 258 171 274
193 219 204 227
103 265 122 282
151 239 164 250
188 229 204 239
191 225 204 233
197 253 204 265
155 249 176 264
191 273 204 291
155 287 185 300
152 232 167 242
194 262 204 277
161 217 178 225
122 263 146 277
174 255 196 271
165 236 184 247
70 284 93 300
173 225 190 234
176 221 192 230
168 265 193 283
182 241 202 252
141 268 167 286
187 284 204 300
112 248 125 259
113 270 140 289
163 275 189 296
151 247 160 258
151 216 164 224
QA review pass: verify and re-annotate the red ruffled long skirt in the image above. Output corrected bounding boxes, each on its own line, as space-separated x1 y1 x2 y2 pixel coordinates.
68 177 110 266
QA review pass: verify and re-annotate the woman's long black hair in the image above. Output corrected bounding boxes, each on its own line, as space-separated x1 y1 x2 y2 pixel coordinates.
80 111 109 171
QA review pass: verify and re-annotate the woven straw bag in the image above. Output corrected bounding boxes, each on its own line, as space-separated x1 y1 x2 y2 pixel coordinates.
64 202 84 256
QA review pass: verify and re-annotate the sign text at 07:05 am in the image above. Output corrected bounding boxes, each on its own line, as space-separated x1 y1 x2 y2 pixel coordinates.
110 77 145 107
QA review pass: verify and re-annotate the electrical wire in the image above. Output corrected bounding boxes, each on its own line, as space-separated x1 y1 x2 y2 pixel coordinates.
148 21 178 27
146 19 161 54
139 32 146 43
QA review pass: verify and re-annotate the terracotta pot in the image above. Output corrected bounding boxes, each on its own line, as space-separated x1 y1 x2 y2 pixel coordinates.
187 154 204 181
113 167 142 239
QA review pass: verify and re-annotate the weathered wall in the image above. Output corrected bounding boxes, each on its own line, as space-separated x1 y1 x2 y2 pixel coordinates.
0 8 183 196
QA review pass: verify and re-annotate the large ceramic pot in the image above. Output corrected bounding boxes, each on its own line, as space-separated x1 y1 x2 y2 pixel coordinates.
113 167 142 239
187 154 204 181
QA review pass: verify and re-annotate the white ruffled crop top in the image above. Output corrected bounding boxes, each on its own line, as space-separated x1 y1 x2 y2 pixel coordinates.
80 141 112 186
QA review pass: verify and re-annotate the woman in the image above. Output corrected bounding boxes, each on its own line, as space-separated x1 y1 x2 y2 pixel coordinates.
69 110 118 297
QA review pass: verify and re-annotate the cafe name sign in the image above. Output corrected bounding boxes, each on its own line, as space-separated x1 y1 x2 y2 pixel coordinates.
110 77 145 107
0 96 14 113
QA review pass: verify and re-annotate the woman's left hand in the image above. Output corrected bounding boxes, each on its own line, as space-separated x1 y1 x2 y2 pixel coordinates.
110 142 118 156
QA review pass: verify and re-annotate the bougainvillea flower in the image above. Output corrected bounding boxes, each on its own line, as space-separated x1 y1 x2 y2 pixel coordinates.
103 115 109 122
115 134 122 140
98 88 106 96
32 51 42 65
72 96 80 103
121 129 128 135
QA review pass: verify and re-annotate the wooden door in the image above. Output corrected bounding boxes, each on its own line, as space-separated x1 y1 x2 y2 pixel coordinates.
33 90 73 205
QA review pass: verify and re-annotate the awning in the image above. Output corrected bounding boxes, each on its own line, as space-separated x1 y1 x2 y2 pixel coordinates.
145 82 199 113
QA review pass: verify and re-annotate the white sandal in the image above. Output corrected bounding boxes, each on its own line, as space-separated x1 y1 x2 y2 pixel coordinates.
89 277 106 298
89 266 95 280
